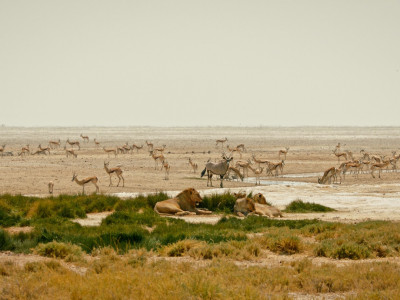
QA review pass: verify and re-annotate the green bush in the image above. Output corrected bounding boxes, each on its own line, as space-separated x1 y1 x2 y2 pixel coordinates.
0 229 14 251
284 200 335 213
34 241 83 261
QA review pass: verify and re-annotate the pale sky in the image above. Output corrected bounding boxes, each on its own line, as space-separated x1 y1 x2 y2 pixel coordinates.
0 1 399 127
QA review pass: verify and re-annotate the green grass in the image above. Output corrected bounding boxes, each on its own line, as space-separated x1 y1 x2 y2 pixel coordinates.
283 199 336 213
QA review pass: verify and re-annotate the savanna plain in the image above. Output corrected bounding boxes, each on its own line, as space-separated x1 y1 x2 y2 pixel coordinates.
2 126 400 299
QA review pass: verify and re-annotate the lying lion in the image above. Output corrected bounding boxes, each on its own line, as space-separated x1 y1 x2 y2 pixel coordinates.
234 193 283 218
252 193 283 218
154 188 212 216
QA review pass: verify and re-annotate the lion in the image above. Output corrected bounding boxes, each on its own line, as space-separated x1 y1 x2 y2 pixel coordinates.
252 193 283 218
234 197 256 217
233 191 246 199
154 188 212 216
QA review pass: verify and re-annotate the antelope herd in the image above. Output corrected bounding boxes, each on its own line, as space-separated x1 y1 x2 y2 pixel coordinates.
2 131 400 195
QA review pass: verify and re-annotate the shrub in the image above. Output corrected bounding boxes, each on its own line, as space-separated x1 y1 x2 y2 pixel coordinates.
34 241 83 261
283 200 335 213
200 192 237 213
332 242 371 260
0 229 14 251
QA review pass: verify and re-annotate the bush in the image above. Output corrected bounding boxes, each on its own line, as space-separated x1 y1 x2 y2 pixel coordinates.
284 200 335 213
332 242 371 260
0 229 14 251
200 193 237 213
34 241 83 261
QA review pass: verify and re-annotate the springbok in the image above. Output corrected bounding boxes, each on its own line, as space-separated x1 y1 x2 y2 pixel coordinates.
248 165 264 185
48 139 61 149
252 154 271 169
266 160 285 177
146 140 154 151
150 150 165 170
66 139 81 150
64 146 77 158
131 144 143 153
20 145 30 156
188 158 198 173
103 147 117 158
0 144 5 157
318 167 337 184
104 162 124 187
72 173 99 194
80 134 89 142
332 150 347 163
161 160 171 180
278 147 290 160
38 144 51 155
200 153 233 188
226 145 242 158
94 139 101 147
154 145 166 154
371 160 391 179
215 137 228 148
235 159 252 178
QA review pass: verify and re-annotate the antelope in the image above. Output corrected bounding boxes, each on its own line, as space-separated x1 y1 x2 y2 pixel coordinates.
266 160 285 177
154 144 166 154
318 167 342 184
48 181 54 194
235 159 252 178
103 147 117 158
342 160 362 178
64 146 77 158
344 150 354 161
104 162 124 187
72 173 99 194
278 147 290 160
66 139 80 150
201 153 233 188
20 145 30 156
39 144 51 155
332 150 347 163
215 137 228 147
226 145 242 158
48 139 61 149
360 149 370 161
150 150 164 170
131 144 143 153
371 160 391 178
94 139 101 147
0 144 6 157
236 144 246 152
146 140 154 151
248 165 264 185
371 155 382 163
252 154 271 169
31 149 47 155
161 160 170 180
80 134 89 142
188 158 198 173
117 146 127 154
225 166 244 182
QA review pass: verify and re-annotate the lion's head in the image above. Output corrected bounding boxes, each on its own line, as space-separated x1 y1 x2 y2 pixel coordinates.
253 193 267 205
177 188 203 208
244 198 256 213
233 191 246 199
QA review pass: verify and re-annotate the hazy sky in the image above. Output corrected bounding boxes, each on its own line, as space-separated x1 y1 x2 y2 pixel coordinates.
1 1 399 127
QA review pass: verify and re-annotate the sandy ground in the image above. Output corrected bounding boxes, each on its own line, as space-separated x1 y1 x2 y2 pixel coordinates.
1 126 400 223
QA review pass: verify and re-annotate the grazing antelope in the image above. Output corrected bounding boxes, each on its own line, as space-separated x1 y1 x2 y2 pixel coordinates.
201 153 233 188
94 139 101 147
38 144 51 155
248 165 264 185
252 154 271 169
371 155 382 163
278 147 290 160
332 150 347 163
161 160 170 180
150 150 165 170
48 139 61 149
235 159 252 178
318 167 341 184
0 144 6 157
66 139 81 150
80 134 89 142
72 173 99 194
215 137 228 148
371 160 390 178
146 140 154 151
103 147 117 158
188 158 198 173
131 144 143 153
64 146 77 158
266 160 285 177
19 145 30 156
48 181 54 194
104 162 124 187
226 145 242 158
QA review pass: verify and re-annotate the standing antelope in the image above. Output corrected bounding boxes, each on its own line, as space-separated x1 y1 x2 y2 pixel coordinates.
278 147 290 160
103 147 117 158
161 160 171 180
150 150 164 170
248 165 264 185
226 145 242 158
80 134 89 142
64 146 77 158
235 159 252 178
146 140 154 151
215 137 228 148
72 173 99 194
104 162 124 187
20 145 30 156
332 150 347 163
0 144 6 157
200 153 233 188
66 139 81 150
188 158 198 173
131 144 143 153
252 154 271 169
38 144 51 155
48 139 61 149
266 160 285 177
154 144 166 154
371 160 391 178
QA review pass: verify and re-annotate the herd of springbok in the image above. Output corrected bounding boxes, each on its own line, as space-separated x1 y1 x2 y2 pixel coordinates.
318 143 400 184
2 134 398 194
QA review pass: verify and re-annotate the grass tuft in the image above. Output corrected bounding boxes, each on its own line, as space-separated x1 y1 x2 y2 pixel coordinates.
283 199 335 213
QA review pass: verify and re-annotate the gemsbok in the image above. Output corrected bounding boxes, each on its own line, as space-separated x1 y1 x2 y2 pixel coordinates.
200 153 233 188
